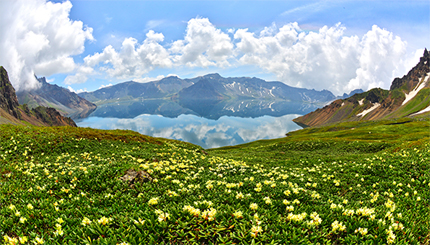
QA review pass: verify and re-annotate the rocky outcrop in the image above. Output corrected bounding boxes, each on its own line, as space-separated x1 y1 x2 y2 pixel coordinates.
0 67 21 119
0 66 76 127
390 48 429 91
294 48 430 127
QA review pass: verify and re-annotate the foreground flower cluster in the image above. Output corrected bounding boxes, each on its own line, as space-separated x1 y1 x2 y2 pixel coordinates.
0 125 429 244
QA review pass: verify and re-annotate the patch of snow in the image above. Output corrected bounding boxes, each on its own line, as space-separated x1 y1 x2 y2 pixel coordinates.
341 102 345 107
410 104 430 116
358 99 364 105
357 103 380 117
402 72 429 106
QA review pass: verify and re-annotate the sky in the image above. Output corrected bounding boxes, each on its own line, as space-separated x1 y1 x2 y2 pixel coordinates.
0 0 428 96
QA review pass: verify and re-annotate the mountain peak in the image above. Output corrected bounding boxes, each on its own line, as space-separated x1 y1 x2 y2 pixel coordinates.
203 73 222 79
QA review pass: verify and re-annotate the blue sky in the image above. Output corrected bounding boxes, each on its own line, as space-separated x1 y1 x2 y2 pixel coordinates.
0 0 428 95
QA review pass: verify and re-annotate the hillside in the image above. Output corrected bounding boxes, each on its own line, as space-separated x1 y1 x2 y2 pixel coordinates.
1 115 429 244
17 77 97 119
0 66 76 127
293 49 430 127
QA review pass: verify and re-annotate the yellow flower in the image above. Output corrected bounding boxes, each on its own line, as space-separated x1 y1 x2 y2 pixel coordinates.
81 217 92 226
236 192 244 199
250 203 258 210
148 197 159 205
19 217 27 223
133 218 145 225
19 236 28 244
34 236 44 244
98 216 110 225
250 225 262 237
233 210 243 219
355 227 368 235
331 220 346 232
4 235 18 245
263 196 272 205
56 217 64 224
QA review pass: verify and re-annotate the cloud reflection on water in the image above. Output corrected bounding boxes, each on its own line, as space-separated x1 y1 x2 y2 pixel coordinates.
77 114 302 148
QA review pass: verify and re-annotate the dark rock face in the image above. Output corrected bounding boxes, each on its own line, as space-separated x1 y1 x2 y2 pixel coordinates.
0 67 21 119
390 48 430 91
31 106 77 127
0 66 76 127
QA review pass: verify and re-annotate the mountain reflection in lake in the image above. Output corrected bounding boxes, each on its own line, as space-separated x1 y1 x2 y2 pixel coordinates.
76 99 323 148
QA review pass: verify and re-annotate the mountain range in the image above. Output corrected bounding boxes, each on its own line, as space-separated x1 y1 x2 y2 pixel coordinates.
0 66 76 127
293 49 430 127
79 73 359 105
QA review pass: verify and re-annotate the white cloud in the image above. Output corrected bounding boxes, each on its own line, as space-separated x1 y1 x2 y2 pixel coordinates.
76 30 172 83
64 66 94 85
233 22 413 95
345 25 408 92
170 17 234 67
145 20 165 30
98 83 113 89
134 75 166 83
0 0 93 91
67 86 87 94
56 16 416 96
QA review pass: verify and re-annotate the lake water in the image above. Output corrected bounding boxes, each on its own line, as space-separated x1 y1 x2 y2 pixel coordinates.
75 99 322 148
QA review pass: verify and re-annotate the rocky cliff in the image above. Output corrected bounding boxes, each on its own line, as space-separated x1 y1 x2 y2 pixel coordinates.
0 66 76 127
293 49 430 127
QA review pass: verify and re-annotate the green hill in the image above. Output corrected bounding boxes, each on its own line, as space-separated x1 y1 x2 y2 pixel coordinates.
1 114 429 244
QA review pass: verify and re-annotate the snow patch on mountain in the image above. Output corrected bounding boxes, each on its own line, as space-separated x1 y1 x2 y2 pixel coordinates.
402 72 429 106
357 103 380 117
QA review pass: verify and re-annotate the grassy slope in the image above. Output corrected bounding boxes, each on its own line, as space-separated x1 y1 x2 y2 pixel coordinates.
1 117 429 244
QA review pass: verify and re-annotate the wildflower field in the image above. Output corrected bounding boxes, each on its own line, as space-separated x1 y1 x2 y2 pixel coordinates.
1 116 429 244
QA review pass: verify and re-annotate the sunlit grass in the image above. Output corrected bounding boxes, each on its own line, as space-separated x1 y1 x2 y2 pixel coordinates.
1 117 429 244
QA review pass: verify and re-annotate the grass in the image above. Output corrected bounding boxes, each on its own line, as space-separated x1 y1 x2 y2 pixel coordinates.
1 116 429 244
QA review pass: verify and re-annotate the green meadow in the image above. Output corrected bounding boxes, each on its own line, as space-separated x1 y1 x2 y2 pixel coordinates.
1 116 429 244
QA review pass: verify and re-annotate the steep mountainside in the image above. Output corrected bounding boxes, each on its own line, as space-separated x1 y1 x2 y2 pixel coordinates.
0 66 76 127
17 77 96 119
293 49 430 127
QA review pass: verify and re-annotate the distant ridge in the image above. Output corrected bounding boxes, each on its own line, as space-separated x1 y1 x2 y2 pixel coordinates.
0 66 76 127
17 77 97 119
293 48 430 127
79 73 349 105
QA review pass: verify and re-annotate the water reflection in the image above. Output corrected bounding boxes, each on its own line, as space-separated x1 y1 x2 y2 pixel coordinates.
76 99 325 148
76 114 303 149
90 99 321 120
